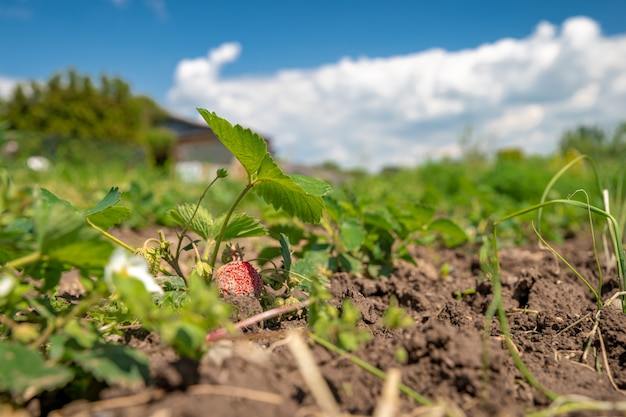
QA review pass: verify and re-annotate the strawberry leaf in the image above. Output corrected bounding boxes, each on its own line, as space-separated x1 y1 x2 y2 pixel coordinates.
255 154 328 223
169 204 214 240
218 212 267 240
196 109 331 224
84 187 130 229
196 109 267 179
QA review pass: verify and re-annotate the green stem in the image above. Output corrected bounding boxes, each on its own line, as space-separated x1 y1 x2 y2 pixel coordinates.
489 227 559 401
175 174 224 259
309 332 432 406
5 251 42 269
87 219 135 252
208 182 256 278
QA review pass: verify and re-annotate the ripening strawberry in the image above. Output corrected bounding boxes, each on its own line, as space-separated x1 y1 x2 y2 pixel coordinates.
214 244 263 298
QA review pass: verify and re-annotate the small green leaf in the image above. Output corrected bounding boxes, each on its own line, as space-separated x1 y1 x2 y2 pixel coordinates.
87 206 130 230
0 342 74 398
112 273 160 324
84 187 123 216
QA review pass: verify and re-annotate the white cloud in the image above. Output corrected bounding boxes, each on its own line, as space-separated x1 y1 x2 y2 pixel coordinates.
167 16 626 171
0 75 20 99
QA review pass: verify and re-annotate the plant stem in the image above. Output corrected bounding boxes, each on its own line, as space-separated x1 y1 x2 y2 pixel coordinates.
205 299 311 342
309 332 432 406
207 182 255 278
174 174 224 259
5 251 41 269
87 219 135 252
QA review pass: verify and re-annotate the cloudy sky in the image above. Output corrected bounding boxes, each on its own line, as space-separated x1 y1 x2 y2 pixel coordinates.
1 1 625 171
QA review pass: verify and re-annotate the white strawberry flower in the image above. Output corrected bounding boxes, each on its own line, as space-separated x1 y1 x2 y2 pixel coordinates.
0 274 15 297
104 248 164 294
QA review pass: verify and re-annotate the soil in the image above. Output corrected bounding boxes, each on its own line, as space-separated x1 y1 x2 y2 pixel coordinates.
41 231 626 416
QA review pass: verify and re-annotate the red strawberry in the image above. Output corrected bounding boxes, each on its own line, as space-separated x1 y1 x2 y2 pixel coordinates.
214 260 263 297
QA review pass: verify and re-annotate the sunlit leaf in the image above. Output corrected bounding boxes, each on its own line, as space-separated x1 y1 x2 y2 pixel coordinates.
196 109 267 178
218 212 266 240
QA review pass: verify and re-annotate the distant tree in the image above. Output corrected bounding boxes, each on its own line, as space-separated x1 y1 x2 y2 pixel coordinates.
558 125 608 158
611 121 626 155
0 68 166 142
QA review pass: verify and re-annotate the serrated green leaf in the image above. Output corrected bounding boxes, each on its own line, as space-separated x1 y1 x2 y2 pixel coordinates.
428 218 468 248
169 204 214 240
71 344 150 389
290 174 332 196
218 212 267 240
197 109 267 177
0 342 74 398
83 187 120 215
255 156 325 223
87 206 130 230
197 110 327 223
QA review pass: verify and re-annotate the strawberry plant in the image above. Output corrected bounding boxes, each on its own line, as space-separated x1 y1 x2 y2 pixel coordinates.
0 110 338 409
288 186 469 278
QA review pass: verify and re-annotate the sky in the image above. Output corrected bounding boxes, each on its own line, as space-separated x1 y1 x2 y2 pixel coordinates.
1 1 625 171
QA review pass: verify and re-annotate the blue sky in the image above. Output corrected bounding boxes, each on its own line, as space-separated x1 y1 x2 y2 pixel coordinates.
1 0 625 170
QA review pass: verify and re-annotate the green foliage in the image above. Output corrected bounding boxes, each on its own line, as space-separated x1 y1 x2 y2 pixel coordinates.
306 187 468 278
382 296 414 329
197 109 331 224
308 281 371 351
139 127 176 167
0 69 165 142
0 342 74 401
